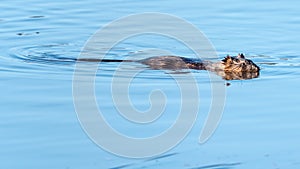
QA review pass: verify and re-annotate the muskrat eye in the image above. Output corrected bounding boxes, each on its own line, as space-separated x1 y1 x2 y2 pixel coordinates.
233 58 240 63
241 63 247 70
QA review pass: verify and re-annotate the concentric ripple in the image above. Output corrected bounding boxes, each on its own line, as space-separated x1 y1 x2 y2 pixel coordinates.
9 43 80 66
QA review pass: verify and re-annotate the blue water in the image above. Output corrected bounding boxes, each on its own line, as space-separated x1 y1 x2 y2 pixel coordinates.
1 0 300 168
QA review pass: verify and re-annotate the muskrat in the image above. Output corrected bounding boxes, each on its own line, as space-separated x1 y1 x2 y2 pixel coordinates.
77 53 260 80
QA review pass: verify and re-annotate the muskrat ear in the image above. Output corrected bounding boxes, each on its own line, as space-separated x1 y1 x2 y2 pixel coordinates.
238 53 245 59
222 55 231 62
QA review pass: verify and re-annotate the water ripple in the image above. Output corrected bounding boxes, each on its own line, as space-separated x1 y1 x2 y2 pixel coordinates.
253 54 300 80
9 43 80 66
189 162 241 169
6 44 300 81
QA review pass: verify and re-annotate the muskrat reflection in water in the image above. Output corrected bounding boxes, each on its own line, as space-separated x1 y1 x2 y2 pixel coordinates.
77 53 260 80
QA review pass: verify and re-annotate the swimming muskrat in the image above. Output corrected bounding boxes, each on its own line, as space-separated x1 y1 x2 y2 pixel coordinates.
77 53 260 80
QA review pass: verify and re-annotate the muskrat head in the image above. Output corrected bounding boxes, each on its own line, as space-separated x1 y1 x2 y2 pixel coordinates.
222 53 260 73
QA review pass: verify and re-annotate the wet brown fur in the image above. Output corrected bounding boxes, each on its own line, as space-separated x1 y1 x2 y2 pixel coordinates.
77 53 260 80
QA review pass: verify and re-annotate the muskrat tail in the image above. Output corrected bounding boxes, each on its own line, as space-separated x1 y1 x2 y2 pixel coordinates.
101 59 133 62
76 58 133 63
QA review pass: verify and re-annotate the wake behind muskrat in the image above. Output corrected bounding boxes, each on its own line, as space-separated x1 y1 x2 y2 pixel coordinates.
77 53 260 80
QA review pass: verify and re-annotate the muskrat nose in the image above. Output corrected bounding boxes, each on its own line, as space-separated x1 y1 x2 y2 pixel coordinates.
251 65 259 72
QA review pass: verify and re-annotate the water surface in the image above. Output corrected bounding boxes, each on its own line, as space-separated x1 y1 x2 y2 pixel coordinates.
1 0 300 168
